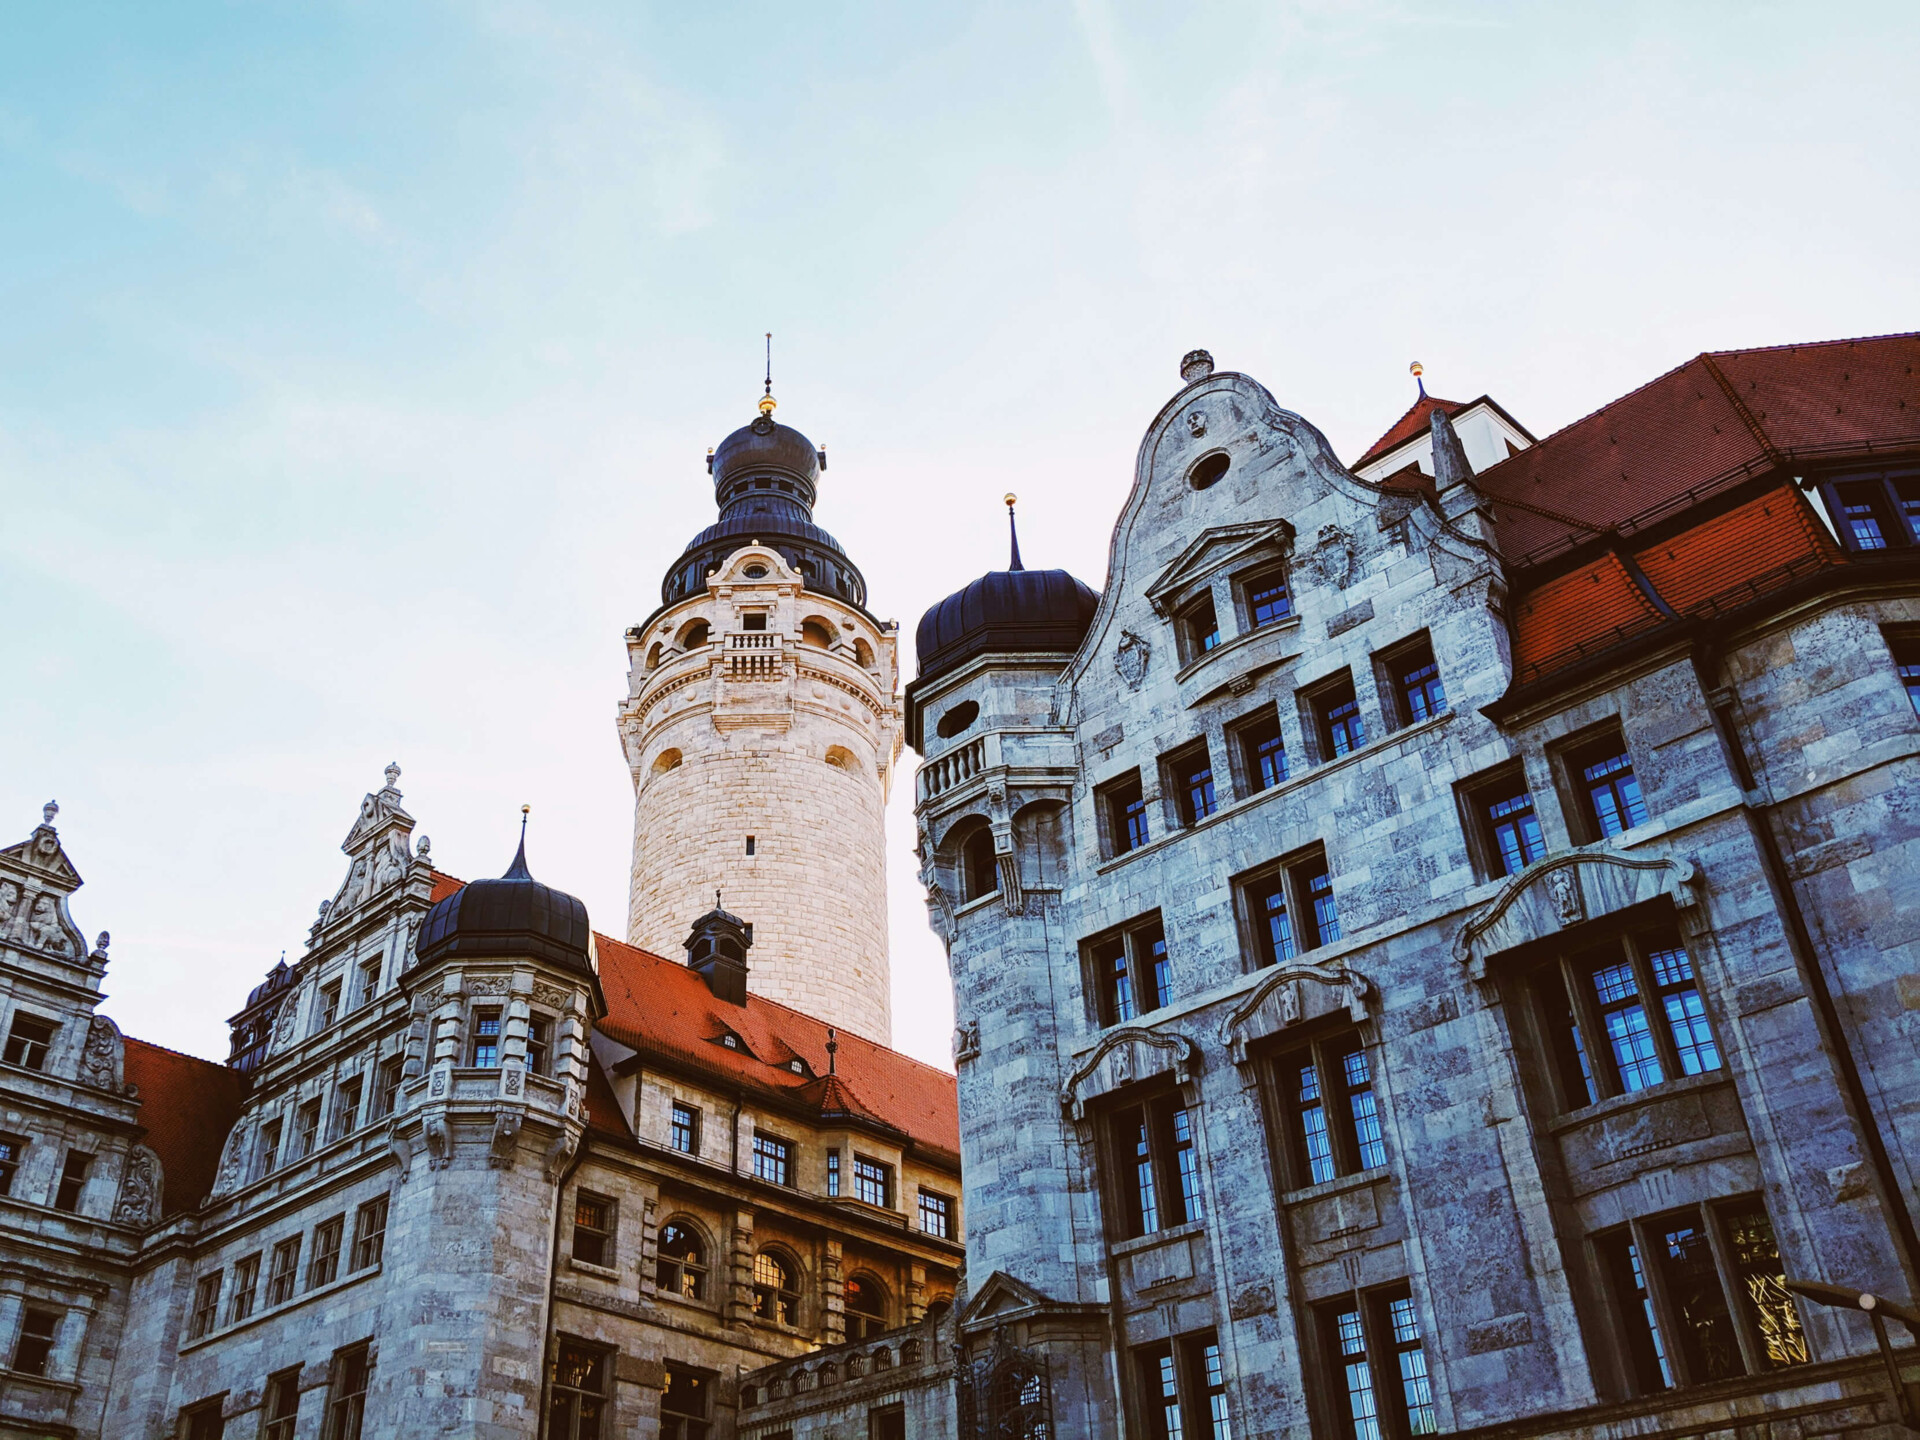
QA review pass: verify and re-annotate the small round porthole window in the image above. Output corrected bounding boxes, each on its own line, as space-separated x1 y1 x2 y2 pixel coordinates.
743 564 769 579
936 700 980 739
1189 452 1230 490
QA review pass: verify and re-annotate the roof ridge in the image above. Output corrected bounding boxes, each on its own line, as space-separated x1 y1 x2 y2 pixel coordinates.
1355 392 1466 466
1705 329 1920 358
123 1033 228 1068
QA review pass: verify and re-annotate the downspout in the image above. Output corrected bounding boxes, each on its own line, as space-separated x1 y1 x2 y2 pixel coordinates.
536 1133 589 1436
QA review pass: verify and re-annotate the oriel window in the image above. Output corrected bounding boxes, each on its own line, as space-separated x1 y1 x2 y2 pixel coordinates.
1244 568 1294 627
1108 1093 1202 1239
1273 1030 1386 1190
3 1014 55 1071
1178 592 1222 660
548 1341 610 1440
853 1155 892 1209
525 1017 551 1076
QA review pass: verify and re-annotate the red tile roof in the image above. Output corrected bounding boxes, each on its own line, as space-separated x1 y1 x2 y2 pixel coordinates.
123 1036 243 1217
1355 393 1467 467
1475 333 1920 567
1511 552 1665 683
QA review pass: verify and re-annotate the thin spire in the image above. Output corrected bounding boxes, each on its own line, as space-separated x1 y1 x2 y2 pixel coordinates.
826 1027 838 1075
1410 360 1426 400
1004 493 1024 571
505 804 532 880
759 333 777 416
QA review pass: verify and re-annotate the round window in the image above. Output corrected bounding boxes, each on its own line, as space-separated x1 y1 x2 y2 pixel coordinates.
1189 452 1230 490
743 564 769 579
936 700 980 739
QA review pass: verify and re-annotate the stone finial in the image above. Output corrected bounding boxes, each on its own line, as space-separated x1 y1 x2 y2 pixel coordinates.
94 931 110 956
1180 349 1215 383
417 834 431 859
383 762 402 790
1430 406 1475 492
42 800 58 827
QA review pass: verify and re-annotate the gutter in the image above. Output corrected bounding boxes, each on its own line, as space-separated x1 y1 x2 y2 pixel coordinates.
536 1131 589 1430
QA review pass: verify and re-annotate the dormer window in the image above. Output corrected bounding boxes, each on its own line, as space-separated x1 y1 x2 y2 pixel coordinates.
720 1034 741 1051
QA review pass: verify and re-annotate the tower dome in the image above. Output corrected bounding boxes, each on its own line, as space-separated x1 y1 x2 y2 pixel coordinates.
416 829 591 974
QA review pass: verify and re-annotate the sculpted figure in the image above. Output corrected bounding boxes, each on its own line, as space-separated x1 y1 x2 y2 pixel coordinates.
28 896 71 955
0 881 18 929
488 1110 522 1169
374 842 405 892
424 1112 453 1170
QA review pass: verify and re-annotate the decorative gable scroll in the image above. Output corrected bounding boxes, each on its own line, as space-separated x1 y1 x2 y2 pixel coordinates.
1144 520 1295 617
1061 1027 1198 1122
1224 961 1376 1067
1456 851 1700 981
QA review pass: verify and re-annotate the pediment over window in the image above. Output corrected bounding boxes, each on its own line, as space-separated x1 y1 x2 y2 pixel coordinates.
958 1270 1052 1326
1225 961 1376 1066
1455 851 1700 980
1145 520 1295 616
1060 1027 1198 1121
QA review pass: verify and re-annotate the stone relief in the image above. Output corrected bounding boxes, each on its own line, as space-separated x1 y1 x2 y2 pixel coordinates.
424 1113 452 1170
213 1128 246 1197
429 1069 448 1098
389 1128 415 1184
1304 524 1355 589
26 895 73 956
113 1147 161 1228
532 983 570 1011
1114 631 1150 690
487 1111 521 1169
0 881 18 930
80 1017 120 1090
952 1020 980 1063
1549 868 1585 926
466 976 511 997
1186 409 1207 437
543 1128 579 1183
503 1066 524 1097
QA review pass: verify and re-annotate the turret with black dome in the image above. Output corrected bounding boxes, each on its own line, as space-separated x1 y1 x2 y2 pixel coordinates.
416 818 593 978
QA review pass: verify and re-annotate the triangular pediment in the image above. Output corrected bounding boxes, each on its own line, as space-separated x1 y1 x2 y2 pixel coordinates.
1145 519 1294 614
0 827 81 892
958 1270 1052 1325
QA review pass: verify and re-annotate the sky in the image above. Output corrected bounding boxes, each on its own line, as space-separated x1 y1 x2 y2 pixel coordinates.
2 1 1916 1071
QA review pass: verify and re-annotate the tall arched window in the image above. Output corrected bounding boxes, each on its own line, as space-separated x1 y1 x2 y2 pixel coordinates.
678 618 710 649
845 1273 888 1340
753 1251 800 1325
656 1223 707 1301
962 827 999 903
801 619 834 648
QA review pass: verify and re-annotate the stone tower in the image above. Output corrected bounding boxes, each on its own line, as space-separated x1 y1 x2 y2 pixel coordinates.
618 395 901 1042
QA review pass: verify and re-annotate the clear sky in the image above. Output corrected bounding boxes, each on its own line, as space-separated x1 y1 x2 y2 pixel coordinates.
2 2 1915 1070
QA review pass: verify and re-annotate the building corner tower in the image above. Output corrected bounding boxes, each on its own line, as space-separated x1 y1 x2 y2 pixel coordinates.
618 394 901 1042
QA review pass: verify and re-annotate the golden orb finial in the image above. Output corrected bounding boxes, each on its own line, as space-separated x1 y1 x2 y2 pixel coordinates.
1004 492 1017 507
758 393 777 416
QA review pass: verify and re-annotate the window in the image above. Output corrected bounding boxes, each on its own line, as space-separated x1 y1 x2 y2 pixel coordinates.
330 1078 363 1143
1303 857 1341 947
526 1017 550 1076
753 1251 799 1325
10 1306 57 1377
827 1148 841 1196
1273 1031 1386 1190
670 1102 700 1156
918 1189 953 1239
752 1132 792 1187
0 1134 22 1195
1135 1332 1232 1440
1100 771 1150 857
350 1195 388 1271
188 1272 222 1340
1597 1201 1807 1394
469 1010 502 1068
1564 728 1648 839
376 1060 404 1118
1109 1094 1202 1239
1232 709 1289 794
1178 592 1222 661
3 1014 55 1070
1320 1287 1437 1440
853 1155 892 1209
1237 851 1336 967
294 1100 322 1160
1243 870 1295 968
227 1253 261 1324
871 1404 907 1440
1517 924 1721 1113
262 1369 301 1440
1309 675 1367 760
356 957 382 1009
322 1342 371 1440
318 981 342 1031
742 611 767 630
182 1399 226 1440
745 834 757 855
308 1215 344 1289
1086 916 1170 1026
1384 637 1447 726
1892 634 1920 717
259 1119 282 1177
1464 768 1546 879
657 1222 707 1300
662 1363 714 1440
961 826 999 903
845 1274 888 1340
1243 567 1293 627
572 1194 613 1267
548 1340 610 1440
1822 470 1920 551
267 1236 302 1306
1164 742 1218 827
53 1150 90 1212
1140 1344 1183 1440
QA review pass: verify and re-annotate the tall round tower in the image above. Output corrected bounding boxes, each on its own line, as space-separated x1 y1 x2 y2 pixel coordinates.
618 396 901 1042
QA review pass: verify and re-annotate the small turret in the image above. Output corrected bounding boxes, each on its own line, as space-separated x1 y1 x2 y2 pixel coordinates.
684 898 752 1006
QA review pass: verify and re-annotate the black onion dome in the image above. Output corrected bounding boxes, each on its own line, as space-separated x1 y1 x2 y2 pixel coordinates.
415 833 591 973
244 958 295 1011
913 568 1100 686
660 408 866 608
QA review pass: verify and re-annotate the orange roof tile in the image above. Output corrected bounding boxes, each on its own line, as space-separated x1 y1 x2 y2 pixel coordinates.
1355 393 1467 468
1510 552 1665 684
1634 486 1842 615
123 1036 244 1217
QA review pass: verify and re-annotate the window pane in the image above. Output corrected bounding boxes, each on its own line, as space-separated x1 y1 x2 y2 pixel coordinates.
1486 789 1545 876
1592 960 1664 1091
1340 1048 1387 1171
1397 655 1446 724
1255 879 1294 966
1131 1114 1161 1235
1249 575 1292 626
1653 1218 1745 1382
1172 1106 1203 1224
1335 1309 1382 1440
1293 1062 1334 1185
1146 928 1172 1012
1837 481 1891 549
1386 1296 1438 1436
1582 749 1648 835
1307 867 1340 946
1721 1208 1809 1370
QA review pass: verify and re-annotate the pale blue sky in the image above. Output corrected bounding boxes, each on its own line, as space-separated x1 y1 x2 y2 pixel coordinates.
3 2 1916 1068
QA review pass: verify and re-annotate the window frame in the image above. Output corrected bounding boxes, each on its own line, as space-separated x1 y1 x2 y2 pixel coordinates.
1238 564 1295 630
316 980 342 1032
525 1015 551 1076
571 1191 615 1268
844 1271 890 1341
188 1271 222 1340
851 1155 893 1210
375 1059 404 1119
1160 739 1219 829
468 1008 503 1068
10 1305 59 1378
662 1361 716 1440
308 1215 345 1289
181 1397 227 1440
669 1101 701 1156
1556 724 1650 842
330 1077 364 1143
1133 1330 1232 1440
1303 672 1368 763
1458 763 1548 881
1311 1284 1438 1440
1083 913 1171 1027
959 824 999 903
656 1219 709 1301
752 1249 801 1326
1104 1090 1203 1241
52 1149 91 1212
321 1340 372 1440
1816 465 1920 552
262 1367 301 1440
1377 633 1448 729
1097 770 1151 858
350 1195 388 1272
1234 848 1338 970
3 1013 56 1071
1228 705 1289 797
226 1252 261 1325
293 1099 322 1161
1887 628 1920 718
1175 591 1222 664
355 956 382 1010
0 1133 23 1195
548 1337 613 1440
1266 1028 1388 1193
266 1236 302 1307
917 1187 954 1239
751 1131 794 1187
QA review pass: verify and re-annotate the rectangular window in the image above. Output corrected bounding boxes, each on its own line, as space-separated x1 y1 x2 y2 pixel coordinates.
827 1148 841 1196
262 1368 301 1440
870 1404 907 1440
330 1078 363 1143
1233 708 1289 794
1303 858 1341 948
188 1272 222 1340
53 1150 90 1212
1243 870 1294 968
3 1014 55 1071
11 1306 58 1378
1110 1094 1202 1239
227 1253 261 1324
549 1340 611 1440
752 1132 793 1187
1308 675 1367 760
661 1363 714 1440
318 981 342 1031
1384 637 1447 726
1274 1030 1385 1190
469 1010 502 1068
350 1195 388 1271
183 1400 226 1440
670 1101 700 1156
1243 567 1294 627
1139 1343 1183 1440
853 1155 892 1209
1179 592 1221 661
918 1188 953 1239
1165 742 1218 826
1565 728 1648 839
1092 935 1135 1026
1100 771 1150 856
1190 1334 1232 1440
1465 769 1546 879
267 1236 302 1306
572 1194 613 1267
1832 477 1898 550
1597 1229 1674 1393
1892 634 1920 717
0 1134 23 1195
1238 851 1335 967
1135 1332 1231 1440
376 1060 404 1118
526 1017 551 1076
294 1100 322 1160
356 957 382 1009
322 1342 371 1440
1086 916 1170 1027
1320 1287 1437 1440
308 1216 344 1289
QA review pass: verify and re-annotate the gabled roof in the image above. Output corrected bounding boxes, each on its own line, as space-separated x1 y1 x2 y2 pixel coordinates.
1354 393 1468 467
123 1036 243 1217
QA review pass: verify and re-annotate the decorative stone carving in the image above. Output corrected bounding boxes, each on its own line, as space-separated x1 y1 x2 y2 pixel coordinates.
1548 868 1584 926
0 880 17 930
91 931 110 968
213 1128 246 1197
1186 409 1208 437
1226 962 1375 1065
27 895 72 956
389 1128 415 1184
1305 523 1355 589
487 1111 521 1169
1229 1281 1276 1321
543 1128 579 1183
429 1068 448 1098
424 1113 452 1170
80 1016 121 1090
114 1146 162 1228
1062 1028 1199 1120
503 1066 524 1097
1456 852 1701 981
952 1020 980 1064
466 976 511 997
1180 349 1215 383
532 983 570 1011
1115 631 1151 690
